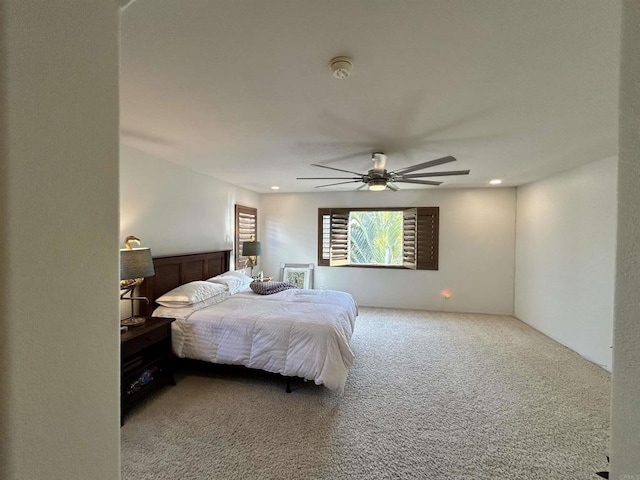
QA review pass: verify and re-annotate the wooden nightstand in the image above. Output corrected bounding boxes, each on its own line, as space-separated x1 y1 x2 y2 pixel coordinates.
120 317 175 425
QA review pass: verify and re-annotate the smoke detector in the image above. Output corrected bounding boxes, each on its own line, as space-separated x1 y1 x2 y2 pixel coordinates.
329 56 353 79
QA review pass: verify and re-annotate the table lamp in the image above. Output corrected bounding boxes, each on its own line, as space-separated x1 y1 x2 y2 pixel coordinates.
242 239 262 277
120 235 155 327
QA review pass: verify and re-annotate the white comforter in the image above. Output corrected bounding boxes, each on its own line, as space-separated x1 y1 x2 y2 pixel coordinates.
155 289 357 393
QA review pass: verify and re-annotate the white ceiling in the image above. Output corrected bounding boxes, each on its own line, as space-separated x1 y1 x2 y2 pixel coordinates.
120 0 620 193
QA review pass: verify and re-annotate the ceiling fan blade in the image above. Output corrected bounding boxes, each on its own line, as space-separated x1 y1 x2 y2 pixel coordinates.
315 180 364 188
355 183 368 191
297 177 362 180
386 182 400 191
389 156 457 175
311 163 365 176
398 169 470 179
397 179 443 186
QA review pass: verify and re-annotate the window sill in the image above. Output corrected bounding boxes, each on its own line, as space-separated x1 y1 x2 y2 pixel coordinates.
321 264 407 270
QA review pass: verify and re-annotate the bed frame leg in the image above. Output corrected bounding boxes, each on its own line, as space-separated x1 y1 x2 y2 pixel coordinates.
286 378 291 393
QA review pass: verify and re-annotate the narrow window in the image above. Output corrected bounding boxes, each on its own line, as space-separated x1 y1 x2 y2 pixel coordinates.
235 205 257 270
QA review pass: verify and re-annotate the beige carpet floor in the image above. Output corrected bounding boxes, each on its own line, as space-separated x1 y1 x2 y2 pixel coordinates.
121 308 610 479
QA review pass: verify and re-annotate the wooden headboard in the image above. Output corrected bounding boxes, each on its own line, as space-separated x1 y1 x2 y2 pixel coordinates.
139 250 231 317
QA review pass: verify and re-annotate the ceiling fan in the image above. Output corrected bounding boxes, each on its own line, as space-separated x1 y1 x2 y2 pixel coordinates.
297 153 470 191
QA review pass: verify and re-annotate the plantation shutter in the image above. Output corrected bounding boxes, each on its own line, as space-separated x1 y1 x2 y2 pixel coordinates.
403 209 417 269
317 208 349 266
403 207 439 270
318 209 331 266
329 209 349 266
235 205 257 269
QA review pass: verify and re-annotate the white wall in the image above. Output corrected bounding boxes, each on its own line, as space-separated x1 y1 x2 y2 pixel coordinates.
120 145 259 256
261 188 516 314
0 2 121 479
611 1 640 476
514 157 617 370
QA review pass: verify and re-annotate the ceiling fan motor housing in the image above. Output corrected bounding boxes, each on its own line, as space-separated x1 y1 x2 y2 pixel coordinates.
372 152 386 164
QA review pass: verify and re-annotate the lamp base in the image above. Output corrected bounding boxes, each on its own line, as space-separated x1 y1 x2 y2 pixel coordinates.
121 316 147 327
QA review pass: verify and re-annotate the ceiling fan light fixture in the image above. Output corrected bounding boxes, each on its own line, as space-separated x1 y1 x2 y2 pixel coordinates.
368 178 387 191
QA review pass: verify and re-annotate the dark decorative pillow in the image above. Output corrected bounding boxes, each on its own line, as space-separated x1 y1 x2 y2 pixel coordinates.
250 281 296 295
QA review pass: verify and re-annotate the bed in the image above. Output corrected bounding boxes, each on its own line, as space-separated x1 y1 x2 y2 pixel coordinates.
139 250 358 393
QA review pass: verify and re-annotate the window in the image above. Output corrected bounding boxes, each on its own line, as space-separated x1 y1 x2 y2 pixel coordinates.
235 204 257 270
317 207 439 270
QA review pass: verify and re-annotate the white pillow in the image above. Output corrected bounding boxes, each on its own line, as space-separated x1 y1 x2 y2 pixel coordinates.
207 271 253 294
153 293 230 319
219 270 253 280
156 281 228 307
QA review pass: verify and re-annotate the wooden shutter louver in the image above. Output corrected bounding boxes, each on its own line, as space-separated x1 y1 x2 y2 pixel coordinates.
329 210 349 266
235 205 257 269
403 208 418 269
410 207 439 270
318 209 331 266
317 208 349 267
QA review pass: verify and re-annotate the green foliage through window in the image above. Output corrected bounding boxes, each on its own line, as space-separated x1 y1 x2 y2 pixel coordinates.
349 211 403 265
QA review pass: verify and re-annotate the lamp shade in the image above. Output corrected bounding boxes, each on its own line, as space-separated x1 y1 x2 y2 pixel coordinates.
242 241 262 257
120 248 155 280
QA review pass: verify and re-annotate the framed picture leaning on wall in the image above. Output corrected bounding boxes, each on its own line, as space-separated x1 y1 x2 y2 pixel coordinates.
280 263 314 289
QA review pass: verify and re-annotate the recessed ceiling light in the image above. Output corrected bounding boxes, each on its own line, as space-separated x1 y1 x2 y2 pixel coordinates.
270 186 280 190
489 179 502 185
